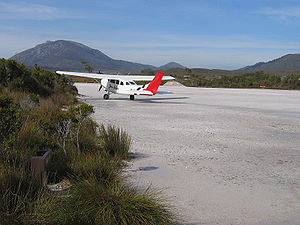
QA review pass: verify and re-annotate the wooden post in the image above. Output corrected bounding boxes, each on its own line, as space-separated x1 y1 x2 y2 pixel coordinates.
31 149 51 185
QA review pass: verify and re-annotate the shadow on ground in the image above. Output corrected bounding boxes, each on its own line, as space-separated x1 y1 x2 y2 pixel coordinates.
129 152 149 160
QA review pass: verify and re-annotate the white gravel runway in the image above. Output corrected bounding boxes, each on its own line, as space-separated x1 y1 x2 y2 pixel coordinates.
75 83 300 225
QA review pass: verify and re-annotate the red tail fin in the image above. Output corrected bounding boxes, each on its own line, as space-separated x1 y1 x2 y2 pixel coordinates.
144 71 164 95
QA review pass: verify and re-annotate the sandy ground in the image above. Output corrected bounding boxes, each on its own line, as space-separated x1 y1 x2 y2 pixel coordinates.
75 83 300 225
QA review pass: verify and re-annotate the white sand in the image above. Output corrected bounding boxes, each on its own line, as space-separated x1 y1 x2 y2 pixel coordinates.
75 83 300 225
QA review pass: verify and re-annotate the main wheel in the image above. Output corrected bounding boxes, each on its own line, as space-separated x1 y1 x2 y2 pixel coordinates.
103 94 109 100
130 95 135 100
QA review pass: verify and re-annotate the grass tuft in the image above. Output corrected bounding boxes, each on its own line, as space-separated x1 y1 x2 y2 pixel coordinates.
33 178 177 225
99 125 131 160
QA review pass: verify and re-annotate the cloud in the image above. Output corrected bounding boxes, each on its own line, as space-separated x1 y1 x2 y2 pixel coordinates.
0 1 80 20
258 6 300 21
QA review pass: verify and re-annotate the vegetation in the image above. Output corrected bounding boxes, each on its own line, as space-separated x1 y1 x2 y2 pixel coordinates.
0 59 176 224
81 61 93 73
171 70 300 90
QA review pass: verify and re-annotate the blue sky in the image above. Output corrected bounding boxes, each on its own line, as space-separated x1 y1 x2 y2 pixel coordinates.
1 0 300 69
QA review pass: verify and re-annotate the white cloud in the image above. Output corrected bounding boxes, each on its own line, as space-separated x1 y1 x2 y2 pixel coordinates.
258 6 300 21
0 2 80 20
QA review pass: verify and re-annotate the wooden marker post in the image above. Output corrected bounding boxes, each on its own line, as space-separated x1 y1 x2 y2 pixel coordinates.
31 149 51 185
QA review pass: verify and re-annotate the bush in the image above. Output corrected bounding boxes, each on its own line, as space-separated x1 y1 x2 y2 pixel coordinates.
70 153 122 185
33 179 176 225
0 94 20 144
0 166 37 225
99 125 131 160
76 118 99 154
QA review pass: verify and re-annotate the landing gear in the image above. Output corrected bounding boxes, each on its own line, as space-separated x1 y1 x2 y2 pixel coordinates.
130 95 135 100
103 93 109 100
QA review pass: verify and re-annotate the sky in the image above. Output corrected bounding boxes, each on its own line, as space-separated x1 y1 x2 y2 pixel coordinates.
1 0 300 69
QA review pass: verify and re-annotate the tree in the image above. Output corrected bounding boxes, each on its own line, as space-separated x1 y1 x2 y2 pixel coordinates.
81 61 93 73
55 119 71 155
70 103 94 153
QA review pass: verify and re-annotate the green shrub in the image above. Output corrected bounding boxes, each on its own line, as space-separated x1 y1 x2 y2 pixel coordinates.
69 103 94 153
99 125 131 160
0 166 38 225
33 179 176 225
46 148 73 183
70 153 122 185
76 118 99 154
0 94 20 144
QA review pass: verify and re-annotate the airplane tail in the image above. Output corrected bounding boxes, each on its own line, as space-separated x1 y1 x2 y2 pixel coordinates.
144 71 164 95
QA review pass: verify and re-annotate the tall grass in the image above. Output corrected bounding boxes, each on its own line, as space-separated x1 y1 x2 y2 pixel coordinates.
32 178 176 225
70 153 122 185
99 125 131 160
0 166 38 224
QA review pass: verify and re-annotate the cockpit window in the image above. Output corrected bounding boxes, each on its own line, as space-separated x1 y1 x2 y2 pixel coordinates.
116 80 119 85
126 82 129 85
110 79 115 84
120 81 124 85
130 81 136 85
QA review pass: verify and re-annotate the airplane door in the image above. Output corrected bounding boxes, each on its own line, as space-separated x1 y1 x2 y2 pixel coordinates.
116 80 125 94
107 79 119 92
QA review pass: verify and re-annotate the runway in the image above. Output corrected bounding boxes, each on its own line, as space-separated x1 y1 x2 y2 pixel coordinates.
76 83 300 225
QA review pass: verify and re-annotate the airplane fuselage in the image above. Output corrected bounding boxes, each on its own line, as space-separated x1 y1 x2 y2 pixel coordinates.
102 78 152 96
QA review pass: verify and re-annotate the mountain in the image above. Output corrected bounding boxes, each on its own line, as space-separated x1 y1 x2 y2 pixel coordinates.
241 54 300 71
10 40 184 73
158 62 185 70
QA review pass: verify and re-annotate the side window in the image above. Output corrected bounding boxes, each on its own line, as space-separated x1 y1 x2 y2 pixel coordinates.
126 82 129 85
120 82 124 85
111 80 115 84
116 80 119 85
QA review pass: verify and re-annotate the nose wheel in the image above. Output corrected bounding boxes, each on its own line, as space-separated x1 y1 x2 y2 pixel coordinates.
103 93 109 100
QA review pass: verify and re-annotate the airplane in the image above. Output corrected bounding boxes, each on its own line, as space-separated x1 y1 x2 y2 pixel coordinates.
56 70 175 100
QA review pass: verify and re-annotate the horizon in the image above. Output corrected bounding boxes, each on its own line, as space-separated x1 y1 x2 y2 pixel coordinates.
1 0 300 70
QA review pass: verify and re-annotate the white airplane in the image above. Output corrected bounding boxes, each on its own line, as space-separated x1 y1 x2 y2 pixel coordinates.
56 70 175 100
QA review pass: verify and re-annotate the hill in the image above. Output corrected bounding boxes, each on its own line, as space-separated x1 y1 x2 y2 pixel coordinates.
163 54 300 78
163 67 244 79
241 54 300 72
158 62 185 70
10 40 184 73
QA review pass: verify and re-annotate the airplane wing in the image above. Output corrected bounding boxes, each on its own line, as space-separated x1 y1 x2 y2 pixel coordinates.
56 71 175 81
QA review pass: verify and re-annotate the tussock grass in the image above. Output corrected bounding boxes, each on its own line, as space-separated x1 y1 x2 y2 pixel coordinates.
33 179 176 225
70 153 122 185
0 167 38 225
76 118 99 154
100 125 131 160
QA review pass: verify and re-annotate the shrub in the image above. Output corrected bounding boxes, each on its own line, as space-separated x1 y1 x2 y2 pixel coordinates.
0 94 20 144
0 166 38 225
75 118 99 154
70 153 122 185
46 148 73 183
69 103 94 153
99 125 131 160
33 179 176 225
